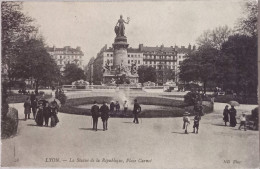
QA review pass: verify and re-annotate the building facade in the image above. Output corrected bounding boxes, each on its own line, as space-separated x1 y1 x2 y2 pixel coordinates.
46 46 84 71
175 44 196 82
90 44 194 85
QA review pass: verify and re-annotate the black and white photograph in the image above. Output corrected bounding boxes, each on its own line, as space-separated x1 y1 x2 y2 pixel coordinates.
1 0 259 168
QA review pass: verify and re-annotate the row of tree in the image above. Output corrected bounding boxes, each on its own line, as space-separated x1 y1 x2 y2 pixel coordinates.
179 1 258 97
1 2 86 93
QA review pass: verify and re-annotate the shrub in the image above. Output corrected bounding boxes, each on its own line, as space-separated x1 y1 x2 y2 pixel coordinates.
1 107 18 139
184 92 199 105
1 81 9 119
38 91 45 95
55 90 67 105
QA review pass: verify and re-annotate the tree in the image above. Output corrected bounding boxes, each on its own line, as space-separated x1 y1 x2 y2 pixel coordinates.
236 1 258 37
1 2 37 81
197 25 233 50
12 37 61 94
179 46 219 93
137 66 157 84
220 34 257 96
63 64 86 85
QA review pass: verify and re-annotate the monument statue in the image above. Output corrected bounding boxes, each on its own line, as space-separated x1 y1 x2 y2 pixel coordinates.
115 15 130 37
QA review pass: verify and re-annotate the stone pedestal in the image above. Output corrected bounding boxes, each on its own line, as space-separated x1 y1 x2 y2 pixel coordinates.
103 35 139 85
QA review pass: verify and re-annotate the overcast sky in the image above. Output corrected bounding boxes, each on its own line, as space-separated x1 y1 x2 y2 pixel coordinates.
22 0 245 65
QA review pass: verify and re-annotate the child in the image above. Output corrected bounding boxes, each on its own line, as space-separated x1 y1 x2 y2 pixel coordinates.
192 113 201 134
183 111 190 134
238 113 247 131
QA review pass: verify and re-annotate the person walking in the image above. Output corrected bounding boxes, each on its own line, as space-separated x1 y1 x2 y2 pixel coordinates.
31 98 38 119
183 111 190 134
42 100 50 127
123 100 128 116
35 101 44 126
100 101 109 131
30 91 36 103
192 113 201 134
91 101 100 131
238 113 247 131
115 101 120 114
133 99 141 124
223 105 230 126
229 105 237 127
24 97 31 120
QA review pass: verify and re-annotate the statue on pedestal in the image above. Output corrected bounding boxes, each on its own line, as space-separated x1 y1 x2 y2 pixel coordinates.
114 15 130 37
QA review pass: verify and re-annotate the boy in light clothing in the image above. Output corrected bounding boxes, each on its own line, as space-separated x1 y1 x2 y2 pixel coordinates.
123 100 128 116
238 113 247 131
183 112 190 134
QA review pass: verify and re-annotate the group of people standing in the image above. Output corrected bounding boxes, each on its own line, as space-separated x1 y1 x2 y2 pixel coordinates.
23 92 59 127
91 99 141 131
223 105 246 130
109 100 129 115
223 105 237 127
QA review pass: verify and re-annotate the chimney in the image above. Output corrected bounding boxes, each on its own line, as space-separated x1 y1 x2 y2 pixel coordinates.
188 43 191 50
139 44 143 51
193 45 196 51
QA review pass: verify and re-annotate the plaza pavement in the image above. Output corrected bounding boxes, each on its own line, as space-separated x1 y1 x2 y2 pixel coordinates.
1 102 259 169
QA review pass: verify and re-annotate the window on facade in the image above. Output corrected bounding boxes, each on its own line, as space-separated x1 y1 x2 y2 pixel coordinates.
135 55 137 57
107 54 109 57
60 56 62 59
128 60 130 64
131 55 133 57
128 54 130 57
150 61 152 64
111 54 113 57
138 60 140 64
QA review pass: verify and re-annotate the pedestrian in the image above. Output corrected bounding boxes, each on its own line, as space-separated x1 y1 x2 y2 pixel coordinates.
31 98 38 119
42 100 50 127
24 97 31 120
123 100 128 116
110 101 115 114
238 113 247 131
223 105 229 126
183 111 190 134
229 105 237 127
100 101 109 131
91 101 100 131
192 113 201 134
133 99 141 124
115 101 120 114
35 101 44 126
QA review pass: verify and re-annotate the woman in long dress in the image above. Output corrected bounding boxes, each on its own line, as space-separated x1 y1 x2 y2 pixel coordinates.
223 105 229 126
35 100 44 126
229 105 237 127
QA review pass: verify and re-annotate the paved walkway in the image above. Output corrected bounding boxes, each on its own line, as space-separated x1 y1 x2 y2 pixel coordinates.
1 103 259 168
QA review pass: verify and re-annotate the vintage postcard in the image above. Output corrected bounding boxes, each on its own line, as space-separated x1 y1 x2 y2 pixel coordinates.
1 0 259 169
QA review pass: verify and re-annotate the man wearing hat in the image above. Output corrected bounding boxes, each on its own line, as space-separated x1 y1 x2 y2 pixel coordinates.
91 101 100 131
133 99 141 124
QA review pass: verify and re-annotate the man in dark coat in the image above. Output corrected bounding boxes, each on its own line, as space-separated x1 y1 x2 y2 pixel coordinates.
223 105 229 126
91 101 100 131
100 101 109 131
133 99 141 124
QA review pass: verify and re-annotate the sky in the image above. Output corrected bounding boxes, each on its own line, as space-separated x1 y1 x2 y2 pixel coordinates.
22 0 245 65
